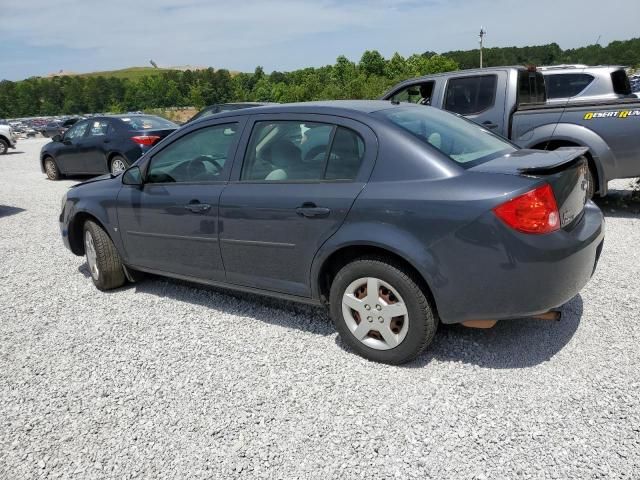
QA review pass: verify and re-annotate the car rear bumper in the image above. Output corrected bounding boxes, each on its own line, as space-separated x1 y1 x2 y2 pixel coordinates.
431 202 605 324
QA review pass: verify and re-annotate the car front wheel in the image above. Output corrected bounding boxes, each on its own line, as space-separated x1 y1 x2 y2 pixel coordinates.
330 257 437 364
44 158 61 180
0 139 8 155
83 220 126 291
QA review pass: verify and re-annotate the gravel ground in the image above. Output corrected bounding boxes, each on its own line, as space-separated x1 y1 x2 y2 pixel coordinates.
1 138 639 479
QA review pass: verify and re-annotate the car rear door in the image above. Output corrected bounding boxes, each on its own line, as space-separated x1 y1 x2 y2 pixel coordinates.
116 118 246 281
441 71 508 135
219 114 377 297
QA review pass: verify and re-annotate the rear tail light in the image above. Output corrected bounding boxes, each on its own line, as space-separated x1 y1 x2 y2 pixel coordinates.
131 135 161 146
493 184 560 234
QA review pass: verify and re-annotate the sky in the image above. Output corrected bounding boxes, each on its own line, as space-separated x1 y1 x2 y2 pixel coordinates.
1 0 639 81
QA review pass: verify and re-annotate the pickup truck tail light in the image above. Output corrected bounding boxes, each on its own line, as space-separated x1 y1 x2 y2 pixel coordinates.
131 135 161 146
493 184 560 234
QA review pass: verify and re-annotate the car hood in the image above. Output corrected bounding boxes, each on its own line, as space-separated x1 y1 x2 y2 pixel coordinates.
469 147 589 175
70 173 115 189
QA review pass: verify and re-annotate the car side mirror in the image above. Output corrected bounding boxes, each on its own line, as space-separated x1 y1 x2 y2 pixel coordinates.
52 134 62 142
122 166 143 186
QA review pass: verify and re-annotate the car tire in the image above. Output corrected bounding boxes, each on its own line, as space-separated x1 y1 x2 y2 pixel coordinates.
0 139 8 155
329 257 437 365
585 166 595 200
44 157 61 180
110 155 128 175
83 220 126 291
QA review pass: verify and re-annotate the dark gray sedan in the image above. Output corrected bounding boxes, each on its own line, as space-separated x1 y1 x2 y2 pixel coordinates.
59 101 604 364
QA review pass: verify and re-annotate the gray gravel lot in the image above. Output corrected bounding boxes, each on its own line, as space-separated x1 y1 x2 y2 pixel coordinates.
1 137 639 479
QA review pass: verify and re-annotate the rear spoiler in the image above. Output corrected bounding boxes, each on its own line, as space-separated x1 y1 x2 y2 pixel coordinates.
517 147 589 175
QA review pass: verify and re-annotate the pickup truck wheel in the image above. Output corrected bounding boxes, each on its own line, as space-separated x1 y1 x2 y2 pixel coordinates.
83 220 126 291
44 158 61 180
110 156 127 175
330 257 437 365
0 139 8 155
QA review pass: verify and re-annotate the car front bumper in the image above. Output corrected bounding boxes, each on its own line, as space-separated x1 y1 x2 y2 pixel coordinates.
431 201 605 324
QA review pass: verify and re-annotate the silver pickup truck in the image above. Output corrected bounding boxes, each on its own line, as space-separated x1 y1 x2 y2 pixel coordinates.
383 66 640 196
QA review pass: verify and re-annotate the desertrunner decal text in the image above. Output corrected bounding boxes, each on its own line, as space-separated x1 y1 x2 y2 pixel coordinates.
584 110 640 120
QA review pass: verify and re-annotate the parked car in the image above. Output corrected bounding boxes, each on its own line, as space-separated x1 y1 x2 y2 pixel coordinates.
41 115 178 179
537 65 635 103
42 118 82 138
187 103 272 123
383 66 640 197
0 124 17 154
59 101 604 364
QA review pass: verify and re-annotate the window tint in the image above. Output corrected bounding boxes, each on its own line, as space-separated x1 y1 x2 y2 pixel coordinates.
88 120 110 136
391 82 435 105
325 128 365 180
376 106 515 168
65 121 88 140
611 70 632 95
146 123 239 183
241 121 364 182
518 71 547 104
545 73 594 99
444 75 497 115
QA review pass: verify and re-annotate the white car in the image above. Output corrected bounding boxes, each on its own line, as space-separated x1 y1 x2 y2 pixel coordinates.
0 124 17 154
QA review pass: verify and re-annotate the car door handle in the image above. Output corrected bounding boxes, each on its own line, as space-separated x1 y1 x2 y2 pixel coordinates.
296 203 331 218
184 202 211 213
103 139 111 144
482 121 498 129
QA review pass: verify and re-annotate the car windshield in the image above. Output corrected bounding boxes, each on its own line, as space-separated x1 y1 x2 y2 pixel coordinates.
375 106 516 167
120 115 177 130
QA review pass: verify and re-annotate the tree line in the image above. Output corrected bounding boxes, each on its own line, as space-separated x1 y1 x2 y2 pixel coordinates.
1 38 639 118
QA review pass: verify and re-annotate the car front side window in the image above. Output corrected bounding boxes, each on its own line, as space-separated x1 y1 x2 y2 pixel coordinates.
64 121 88 140
146 123 239 184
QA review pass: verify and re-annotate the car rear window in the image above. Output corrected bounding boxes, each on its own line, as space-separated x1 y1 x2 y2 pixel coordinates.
518 70 547 104
611 69 632 95
376 106 516 168
120 115 177 130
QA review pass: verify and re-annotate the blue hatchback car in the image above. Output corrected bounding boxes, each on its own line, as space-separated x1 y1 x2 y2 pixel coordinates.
59 101 604 364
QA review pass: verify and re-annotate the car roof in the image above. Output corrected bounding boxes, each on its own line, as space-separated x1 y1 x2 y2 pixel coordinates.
194 100 401 121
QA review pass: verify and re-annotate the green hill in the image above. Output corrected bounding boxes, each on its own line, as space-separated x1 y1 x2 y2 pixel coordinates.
77 66 180 80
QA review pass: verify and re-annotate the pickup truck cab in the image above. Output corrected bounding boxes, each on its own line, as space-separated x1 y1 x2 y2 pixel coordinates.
383 66 640 196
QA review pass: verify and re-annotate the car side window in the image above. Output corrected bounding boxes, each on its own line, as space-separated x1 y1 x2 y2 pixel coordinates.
324 127 365 180
390 82 435 105
88 120 110 137
146 123 239 184
545 74 594 99
64 121 88 140
444 75 497 115
241 121 364 182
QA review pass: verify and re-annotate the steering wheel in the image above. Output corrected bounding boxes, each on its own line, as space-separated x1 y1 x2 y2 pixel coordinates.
188 155 224 178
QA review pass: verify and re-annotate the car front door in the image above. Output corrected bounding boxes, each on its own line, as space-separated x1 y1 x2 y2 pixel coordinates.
442 72 507 135
219 114 376 297
82 119 112 175
56 120 90 174
116 119 245 281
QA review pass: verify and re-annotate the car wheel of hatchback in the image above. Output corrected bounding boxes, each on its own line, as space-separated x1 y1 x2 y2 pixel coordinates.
44 158 61 180
83 220 126 291
330 257 437 364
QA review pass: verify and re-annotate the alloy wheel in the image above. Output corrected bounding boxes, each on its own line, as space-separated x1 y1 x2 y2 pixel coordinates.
341 277 409 350
111 158 126 175
84 230 99 281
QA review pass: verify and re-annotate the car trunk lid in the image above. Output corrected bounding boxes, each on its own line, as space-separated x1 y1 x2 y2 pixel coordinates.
471 147 590 228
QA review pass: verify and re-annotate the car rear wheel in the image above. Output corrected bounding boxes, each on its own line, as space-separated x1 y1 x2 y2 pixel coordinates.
110 156 127 175
44 158 61 180
0 139 8 155
83 220 126 291
329 257 437 364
